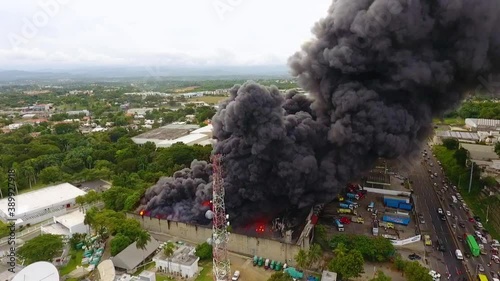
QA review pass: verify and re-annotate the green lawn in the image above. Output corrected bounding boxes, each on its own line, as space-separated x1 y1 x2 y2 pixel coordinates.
195 261 213 281
433 117 465 126
59 250 84 276
155 274 174 281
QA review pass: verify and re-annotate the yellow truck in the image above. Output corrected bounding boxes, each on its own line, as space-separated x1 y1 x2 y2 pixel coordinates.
351 216 364 224
424 235 432 246
337 208 358 215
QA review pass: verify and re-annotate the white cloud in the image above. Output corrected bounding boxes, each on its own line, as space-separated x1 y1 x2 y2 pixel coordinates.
0 0 332 69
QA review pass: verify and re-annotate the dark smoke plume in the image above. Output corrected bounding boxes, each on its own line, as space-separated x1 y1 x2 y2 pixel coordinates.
142 0 500 225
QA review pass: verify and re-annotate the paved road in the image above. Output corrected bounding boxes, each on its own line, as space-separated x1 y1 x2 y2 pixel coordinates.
423 147 500 279
409 149 468 281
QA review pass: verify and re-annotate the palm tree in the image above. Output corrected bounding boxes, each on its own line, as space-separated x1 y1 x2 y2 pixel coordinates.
307 244 323 269
294 249 309 270
333 242 347 258
135 230 151 250
163 242 175 273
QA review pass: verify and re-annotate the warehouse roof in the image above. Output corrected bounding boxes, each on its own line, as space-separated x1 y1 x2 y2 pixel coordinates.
111 238 160 270
436 131 480 141
55 210 85 229
0 183 85 218
157 133 209 148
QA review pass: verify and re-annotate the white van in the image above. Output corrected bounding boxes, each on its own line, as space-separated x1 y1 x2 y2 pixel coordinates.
455 249 463 260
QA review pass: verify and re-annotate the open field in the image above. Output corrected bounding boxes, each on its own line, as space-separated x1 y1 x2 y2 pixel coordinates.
189 96 228 105
433 117 465 126
173 86 200 93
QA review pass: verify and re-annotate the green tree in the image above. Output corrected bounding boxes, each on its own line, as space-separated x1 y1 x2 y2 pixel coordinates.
163 242 176 273
328 249 364 280
268 272 293 281
110 234 133 256
18 234 64 264
53 123 79 134
404 261 433 281
195 242 213 260
370 270 392 281
314 224 327 246
495 142 500 157
442 138 459 150
307 244 323 269
294 249 309 270
135 230 151 250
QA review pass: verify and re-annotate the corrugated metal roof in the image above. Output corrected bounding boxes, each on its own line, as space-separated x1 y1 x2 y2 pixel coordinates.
436 131 480 140
111 238 160 270
465 118 500 128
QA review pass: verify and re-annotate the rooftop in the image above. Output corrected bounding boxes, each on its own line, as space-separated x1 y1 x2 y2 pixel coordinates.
0 183 86 218
155 245 199 266
41 222 70 236
12 262 59 281
465 118 500 128
436 131 480 141
55 209 85 228
157 133 209 147
111 237 160 270
132 124 200 143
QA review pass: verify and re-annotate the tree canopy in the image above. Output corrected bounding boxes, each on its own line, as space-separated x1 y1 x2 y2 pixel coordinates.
329 234 395 262
268 272 293 281
18 234 63 264
328 243 364 281
195 242 212 260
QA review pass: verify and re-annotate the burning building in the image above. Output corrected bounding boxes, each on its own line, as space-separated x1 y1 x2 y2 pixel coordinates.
140 0 500 243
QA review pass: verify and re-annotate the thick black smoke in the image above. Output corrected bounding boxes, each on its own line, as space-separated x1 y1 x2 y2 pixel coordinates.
142 0 500 225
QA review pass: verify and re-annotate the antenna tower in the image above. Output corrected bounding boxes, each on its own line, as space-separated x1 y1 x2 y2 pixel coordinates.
211 154 231 281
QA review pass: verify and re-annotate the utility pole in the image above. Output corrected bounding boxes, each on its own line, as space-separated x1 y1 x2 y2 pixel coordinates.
468 161 473 194
486 205 490 223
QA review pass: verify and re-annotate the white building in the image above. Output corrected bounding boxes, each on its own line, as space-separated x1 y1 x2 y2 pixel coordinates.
153 245 199 278
41 209 89 238
0 183 86 226
131 124 213 148
21 114 36 119
465 118 500 131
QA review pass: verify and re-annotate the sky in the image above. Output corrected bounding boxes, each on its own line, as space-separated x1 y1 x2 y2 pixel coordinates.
0 0 333 71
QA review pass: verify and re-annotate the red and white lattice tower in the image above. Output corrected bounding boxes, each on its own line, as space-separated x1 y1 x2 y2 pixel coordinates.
211 154 231 281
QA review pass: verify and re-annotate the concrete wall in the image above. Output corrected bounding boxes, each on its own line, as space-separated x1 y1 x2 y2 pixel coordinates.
130 214 303 265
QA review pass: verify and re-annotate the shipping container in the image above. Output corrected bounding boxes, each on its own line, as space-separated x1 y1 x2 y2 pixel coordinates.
398 203 413 211
383 196 410 204
382 215 410 226
346 193 360 200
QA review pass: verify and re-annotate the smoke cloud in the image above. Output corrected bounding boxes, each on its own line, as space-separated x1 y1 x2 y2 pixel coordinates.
142 0 500 225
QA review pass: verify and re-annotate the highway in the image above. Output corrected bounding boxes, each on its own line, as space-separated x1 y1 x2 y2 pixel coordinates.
410 150 468 281
423 146 500 279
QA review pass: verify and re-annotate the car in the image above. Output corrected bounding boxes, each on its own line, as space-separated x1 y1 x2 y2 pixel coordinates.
477 222 484 228
418 213 424 219
491 272 499 280
446 211 452 216
478 264 485 272
474 224 480 230
429 270 441 281
452 224 457 229
440 214 446 221
420 218 426 224
459 222 465 228
340 217 350 224
458 235 463 242
424 235 432 246
232 270 240 281
409 253 421 260
469 217 475 222
474 216 481 222
437 208 443 214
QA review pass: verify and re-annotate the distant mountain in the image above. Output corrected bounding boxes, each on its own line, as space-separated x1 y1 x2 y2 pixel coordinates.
0 65 291 82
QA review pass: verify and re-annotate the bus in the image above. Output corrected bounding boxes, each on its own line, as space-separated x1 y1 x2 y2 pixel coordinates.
465 234 481 257
451 195 457 203
477 274 488 281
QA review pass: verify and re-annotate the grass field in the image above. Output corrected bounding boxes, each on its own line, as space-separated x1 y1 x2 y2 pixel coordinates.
59 250 84 276
433 117 465 126
195 261 213 281
189 96 228 105
174 86 200 93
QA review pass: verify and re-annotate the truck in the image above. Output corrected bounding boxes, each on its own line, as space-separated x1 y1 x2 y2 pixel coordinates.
379 221 395 229
339 203 354 210
465 234 480 257
335 219 345 231
346 193 360 200
337 208 357 215
367 202 375 212
344 200 359 208
351 216 364 224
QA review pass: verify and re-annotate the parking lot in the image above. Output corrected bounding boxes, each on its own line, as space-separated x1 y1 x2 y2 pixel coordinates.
319 190 418 240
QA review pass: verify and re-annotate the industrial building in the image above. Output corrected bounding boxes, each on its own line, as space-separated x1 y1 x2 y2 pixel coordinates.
131 123 214 148
11 262 59 281
465 118 500 131
0 183 86 226
435 131 480 143
41 209 89 238
111 237 160 273
153 245 199 278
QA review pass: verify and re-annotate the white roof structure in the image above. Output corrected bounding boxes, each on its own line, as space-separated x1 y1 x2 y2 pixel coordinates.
157 133 209 148
12 262 59 281
0 183 85 218
465 118 500 130
97 260 116 281
190 124 213 135
56 209 85 228
436 131 480 141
